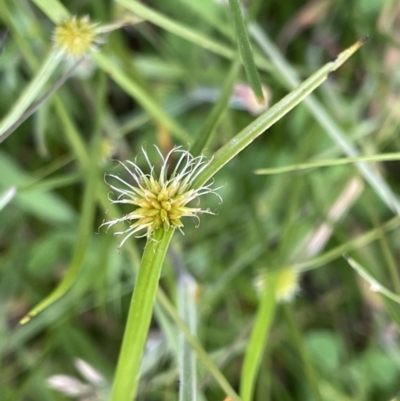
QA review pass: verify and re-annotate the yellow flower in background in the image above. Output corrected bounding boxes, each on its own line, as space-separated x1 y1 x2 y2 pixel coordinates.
53 16 101 58
255 267 300 303
275 267 300 302
102 146 221 247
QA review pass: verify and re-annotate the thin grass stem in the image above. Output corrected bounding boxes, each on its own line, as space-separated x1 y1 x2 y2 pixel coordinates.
254 153 400 175
228 0 264 101
240 270 278 401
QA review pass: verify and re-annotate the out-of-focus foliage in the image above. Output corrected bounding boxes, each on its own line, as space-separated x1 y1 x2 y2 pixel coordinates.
1 0 400 400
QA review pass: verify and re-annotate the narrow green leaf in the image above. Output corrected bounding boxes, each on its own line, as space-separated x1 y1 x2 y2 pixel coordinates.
294 216 400 272
254 153 400 175
116 0 234 58
177 0 272 73
157 290 242 401
178 273 198 401
228 0 264 102
190 59 241 156
53 98 90 168
0 48 61 140
93 52 190 143
110 227 175 401
0 58 85 143
34 102 49 158
363 192 400 294
240 270 278 401
344 255 400 304
19 157 98 324
250 24 400 215
32 0 69 23
19 172 82 193
248 0 264 21
178 0 232 37
192 38 366 189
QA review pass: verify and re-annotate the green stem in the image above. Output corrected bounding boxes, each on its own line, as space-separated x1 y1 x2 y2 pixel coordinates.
228 0 264 101
178 273 198 401
240 271 278 401
254 152 400 175
110 227 175 401
190 59 241 157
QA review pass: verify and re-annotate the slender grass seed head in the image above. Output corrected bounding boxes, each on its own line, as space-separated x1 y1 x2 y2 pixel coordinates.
102 146 221 248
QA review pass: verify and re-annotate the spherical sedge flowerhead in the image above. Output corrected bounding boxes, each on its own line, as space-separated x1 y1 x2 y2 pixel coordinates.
53 16 100 58
102 146 221 248
255 267 300 303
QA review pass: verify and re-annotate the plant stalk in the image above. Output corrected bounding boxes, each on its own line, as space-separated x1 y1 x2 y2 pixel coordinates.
110 227 175 401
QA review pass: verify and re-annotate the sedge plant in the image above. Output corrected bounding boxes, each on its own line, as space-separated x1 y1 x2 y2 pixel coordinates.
100 39 366 401
9 2 374 401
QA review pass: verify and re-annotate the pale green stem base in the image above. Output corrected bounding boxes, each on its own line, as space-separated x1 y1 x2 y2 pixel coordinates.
110 227 175 401
240 271 278 401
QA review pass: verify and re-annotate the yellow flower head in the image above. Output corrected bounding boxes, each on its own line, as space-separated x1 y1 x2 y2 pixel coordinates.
53 16 100 58
255 267 300 303
102 146 220 247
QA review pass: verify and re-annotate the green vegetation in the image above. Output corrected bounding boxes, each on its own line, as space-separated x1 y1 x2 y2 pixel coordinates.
1 1 400 400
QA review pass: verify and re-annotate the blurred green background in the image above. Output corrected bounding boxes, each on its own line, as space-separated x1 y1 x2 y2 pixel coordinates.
1 0 400 400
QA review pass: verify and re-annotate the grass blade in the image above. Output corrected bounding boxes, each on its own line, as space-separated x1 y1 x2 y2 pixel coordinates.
117 0 234 58
19 153 98 324
178 273 198 401
249 23 400 215
294 216 400 272
157 289 242 401
0 48 61 139
254 153 400 175
32 0 68 23
192 38 366 189
0 58 84 144
228 0 264 102
190 59 241 156
344 255 400 304
94 52 190 142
